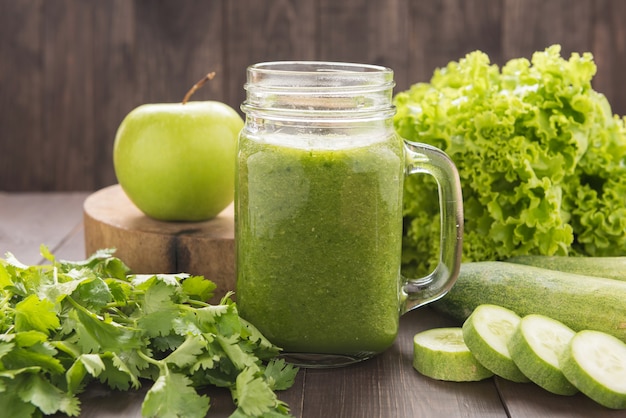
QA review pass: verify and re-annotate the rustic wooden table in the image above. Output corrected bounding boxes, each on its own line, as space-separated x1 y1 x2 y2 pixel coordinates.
1 191 624 418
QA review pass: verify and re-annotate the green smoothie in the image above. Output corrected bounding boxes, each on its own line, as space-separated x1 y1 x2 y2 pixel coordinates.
236 131 404 359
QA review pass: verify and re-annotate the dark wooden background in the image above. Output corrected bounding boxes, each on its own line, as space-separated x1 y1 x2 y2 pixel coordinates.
2 0 625 192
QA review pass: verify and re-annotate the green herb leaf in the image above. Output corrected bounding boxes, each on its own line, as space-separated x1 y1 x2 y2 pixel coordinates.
0 332 64 374
182 274 216 301
16 373 80 416
142 368 210 418
264 359 299 391
163 334 206 369
14 296 59 335
0 248 298 417
69 299 142 353
0 390 38 418
232 366 277 417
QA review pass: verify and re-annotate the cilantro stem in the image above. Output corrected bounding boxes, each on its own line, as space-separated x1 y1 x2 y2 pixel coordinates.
66 295 88 313
67 295 127 325
184 299 211 308
104 305 133 322
137 349 166 370
0 295 14 323
0 294 11 307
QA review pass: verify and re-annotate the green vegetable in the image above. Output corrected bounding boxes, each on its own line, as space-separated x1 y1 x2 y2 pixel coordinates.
0 246 298 418
560 330 626 409
394 45 626 275
412 327 493 382
506 255 626 281
461 304 528 382
418 303 626 409
508 314 577 395
433 261 626 343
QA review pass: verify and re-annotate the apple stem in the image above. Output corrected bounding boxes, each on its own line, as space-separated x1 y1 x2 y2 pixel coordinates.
182 72 216 104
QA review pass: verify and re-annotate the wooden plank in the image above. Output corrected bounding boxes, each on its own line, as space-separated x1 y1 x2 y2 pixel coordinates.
405 0 504 88
90 0 227 190
496 378 626 417
0 192 88 265
300 307 507 418
1 0 227 192
277 372 306 417
41 0 96 191
127 0 225 104
318 0 411 90
0 0 43 192
51 220 85 262
90 0 137 189
225 0 317 112
0 0 626 191
3 1 626 191
588 0 626 117
501 0 593 61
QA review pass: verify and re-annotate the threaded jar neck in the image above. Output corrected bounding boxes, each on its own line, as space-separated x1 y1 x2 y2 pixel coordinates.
241 61 396 122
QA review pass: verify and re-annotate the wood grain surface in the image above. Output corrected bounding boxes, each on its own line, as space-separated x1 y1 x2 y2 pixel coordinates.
83 184 235 302
3 193 626 418
2 0 626 192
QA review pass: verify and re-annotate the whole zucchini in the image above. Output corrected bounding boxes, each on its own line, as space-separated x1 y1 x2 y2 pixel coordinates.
506 255 626 281
433 261 626 343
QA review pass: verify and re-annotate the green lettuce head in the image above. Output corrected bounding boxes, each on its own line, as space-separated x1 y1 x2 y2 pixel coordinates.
394 45 626 275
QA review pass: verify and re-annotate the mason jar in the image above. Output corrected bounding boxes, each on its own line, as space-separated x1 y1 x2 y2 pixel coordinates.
236 61 463 367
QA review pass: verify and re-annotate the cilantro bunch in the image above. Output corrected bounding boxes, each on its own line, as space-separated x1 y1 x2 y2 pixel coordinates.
0 246 298 418
394 45 626 275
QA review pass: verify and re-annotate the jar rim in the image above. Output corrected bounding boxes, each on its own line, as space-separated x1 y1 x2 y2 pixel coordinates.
247 61 393 75
245 61 396 92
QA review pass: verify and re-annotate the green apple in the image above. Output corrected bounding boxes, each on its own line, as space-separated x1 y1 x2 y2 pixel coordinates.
113 100 243 221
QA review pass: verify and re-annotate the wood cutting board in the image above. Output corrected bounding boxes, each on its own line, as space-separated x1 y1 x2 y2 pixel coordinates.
83 184 235 302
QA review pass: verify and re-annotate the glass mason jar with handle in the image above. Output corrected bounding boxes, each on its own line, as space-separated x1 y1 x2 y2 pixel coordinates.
236 61 463 367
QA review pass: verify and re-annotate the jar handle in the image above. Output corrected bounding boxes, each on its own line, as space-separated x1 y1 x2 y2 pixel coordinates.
400 140 464 314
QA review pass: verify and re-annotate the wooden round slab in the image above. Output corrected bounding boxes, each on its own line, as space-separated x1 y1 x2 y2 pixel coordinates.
83 184 235 302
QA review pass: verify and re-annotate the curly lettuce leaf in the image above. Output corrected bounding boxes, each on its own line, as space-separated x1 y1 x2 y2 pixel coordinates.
395 45 626 274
